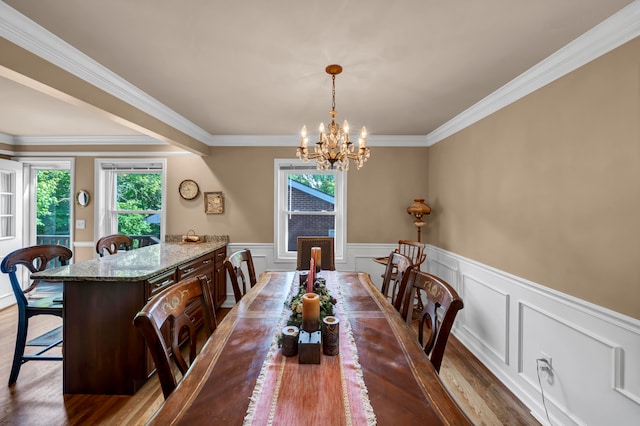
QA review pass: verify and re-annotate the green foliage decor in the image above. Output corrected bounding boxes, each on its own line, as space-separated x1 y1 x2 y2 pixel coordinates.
285 278 337 328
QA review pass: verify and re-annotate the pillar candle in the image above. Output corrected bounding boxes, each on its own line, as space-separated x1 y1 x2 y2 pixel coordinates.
308 258 315 293
311 246 321 272
302 292 320 332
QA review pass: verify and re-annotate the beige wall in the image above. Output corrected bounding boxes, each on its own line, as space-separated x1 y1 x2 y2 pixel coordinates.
168 146 428 243
69 146 427 256
427 37 640 319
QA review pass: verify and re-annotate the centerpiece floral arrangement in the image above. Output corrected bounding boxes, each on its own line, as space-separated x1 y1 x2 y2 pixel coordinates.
286 278 337 328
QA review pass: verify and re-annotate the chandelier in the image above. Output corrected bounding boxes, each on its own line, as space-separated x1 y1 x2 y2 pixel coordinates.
297 64 370 171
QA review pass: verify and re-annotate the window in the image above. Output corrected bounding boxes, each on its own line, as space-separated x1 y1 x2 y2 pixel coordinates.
0 171 16 239
96 159 166 247
274 159 346 262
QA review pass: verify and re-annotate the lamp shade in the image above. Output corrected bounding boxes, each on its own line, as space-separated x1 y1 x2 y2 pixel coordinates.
406 198 431 217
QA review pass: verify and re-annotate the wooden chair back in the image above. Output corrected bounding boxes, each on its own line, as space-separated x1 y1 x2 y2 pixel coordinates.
380 251 413 310
296 237 335 271
0 244 73 385
399 269 463 372
96 234 133 257
224 249 257 303
397 240 426 268
133 275 216 399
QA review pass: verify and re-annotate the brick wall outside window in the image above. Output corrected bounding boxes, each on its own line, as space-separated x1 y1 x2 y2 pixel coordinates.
287 186 334 250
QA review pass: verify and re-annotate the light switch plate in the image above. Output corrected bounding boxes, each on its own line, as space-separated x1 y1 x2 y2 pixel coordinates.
76 219 86 229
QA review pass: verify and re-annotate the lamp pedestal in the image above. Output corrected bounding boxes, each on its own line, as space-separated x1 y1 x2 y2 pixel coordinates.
414 219 426 242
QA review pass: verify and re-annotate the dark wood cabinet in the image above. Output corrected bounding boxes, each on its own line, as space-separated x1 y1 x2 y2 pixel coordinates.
213 247 227 309
53 243 227 395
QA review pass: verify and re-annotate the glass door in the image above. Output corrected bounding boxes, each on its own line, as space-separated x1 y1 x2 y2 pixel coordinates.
34 168 72 249
0 158 23 310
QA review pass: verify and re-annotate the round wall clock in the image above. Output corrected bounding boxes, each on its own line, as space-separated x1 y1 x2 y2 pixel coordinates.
178 179 200 200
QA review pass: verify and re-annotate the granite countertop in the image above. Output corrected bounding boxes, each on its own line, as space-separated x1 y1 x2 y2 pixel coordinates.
31 241 227 282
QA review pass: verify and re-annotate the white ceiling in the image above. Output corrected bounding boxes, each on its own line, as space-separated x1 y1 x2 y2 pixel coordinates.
0 0 636 146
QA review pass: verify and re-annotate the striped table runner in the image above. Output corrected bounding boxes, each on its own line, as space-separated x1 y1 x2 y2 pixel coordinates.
243 272 376 426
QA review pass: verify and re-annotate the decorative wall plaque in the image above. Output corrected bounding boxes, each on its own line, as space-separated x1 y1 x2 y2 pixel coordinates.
204 191 224 214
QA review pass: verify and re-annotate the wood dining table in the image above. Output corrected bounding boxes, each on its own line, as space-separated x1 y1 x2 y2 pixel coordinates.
148 271 470 425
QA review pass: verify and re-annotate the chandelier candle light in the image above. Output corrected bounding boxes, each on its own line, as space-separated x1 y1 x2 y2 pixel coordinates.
297 64 370 171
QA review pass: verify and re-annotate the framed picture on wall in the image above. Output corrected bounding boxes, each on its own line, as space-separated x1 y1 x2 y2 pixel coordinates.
204 191 224 214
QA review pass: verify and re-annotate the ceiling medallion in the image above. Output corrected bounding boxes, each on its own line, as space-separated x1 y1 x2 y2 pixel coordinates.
296 65 370 171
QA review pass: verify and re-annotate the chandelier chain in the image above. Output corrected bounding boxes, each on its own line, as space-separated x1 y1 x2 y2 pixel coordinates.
331 74 336 114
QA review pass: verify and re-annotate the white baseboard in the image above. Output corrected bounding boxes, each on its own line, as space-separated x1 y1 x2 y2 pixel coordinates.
0 292 15 311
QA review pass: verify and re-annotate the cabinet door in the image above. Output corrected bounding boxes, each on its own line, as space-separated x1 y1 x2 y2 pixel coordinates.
213 248 227 309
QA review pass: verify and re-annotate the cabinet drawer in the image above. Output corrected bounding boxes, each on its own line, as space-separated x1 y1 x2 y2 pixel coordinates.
178 255 214 280
214 247 226 264
146 269 177 299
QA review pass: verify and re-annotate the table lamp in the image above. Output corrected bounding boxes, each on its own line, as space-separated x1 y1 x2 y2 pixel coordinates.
406 197 431 242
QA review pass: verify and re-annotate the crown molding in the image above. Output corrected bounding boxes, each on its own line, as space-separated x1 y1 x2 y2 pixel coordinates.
0 2 212 145
426 1 640 146
0 132 14 144
12 150 194 158
12 135 168 146
208 134 428 147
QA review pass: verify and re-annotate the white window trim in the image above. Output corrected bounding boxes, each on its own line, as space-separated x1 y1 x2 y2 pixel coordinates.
14 157 75 248
94 158 167 243
273 159 346 263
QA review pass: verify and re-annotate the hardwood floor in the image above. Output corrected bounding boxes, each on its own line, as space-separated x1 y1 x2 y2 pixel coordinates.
0 304 538 425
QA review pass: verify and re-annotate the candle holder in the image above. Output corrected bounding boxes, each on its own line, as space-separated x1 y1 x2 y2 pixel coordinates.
281 326 299 357
298 330 322 364
298 271 309 287
322 316 339 356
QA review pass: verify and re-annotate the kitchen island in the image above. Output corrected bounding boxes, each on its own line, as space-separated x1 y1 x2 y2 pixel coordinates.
31 240 227 395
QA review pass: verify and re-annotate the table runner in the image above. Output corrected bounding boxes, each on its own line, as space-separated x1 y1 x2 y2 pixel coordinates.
243 271 377 425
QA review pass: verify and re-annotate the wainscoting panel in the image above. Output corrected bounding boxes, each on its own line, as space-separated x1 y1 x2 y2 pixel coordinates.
461 274 510 364
426 245 640 426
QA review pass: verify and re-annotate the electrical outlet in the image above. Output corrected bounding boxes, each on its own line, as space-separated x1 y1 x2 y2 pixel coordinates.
540 352 552 370
539 352 553 385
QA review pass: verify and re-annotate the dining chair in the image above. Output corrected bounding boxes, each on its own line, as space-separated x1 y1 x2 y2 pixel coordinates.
133 275 216 399
1 244 73 386
397 239 427 311
398 269 464 373
296 237 335 271
380 251 414 310
224 249 257 303
96 234 133 257
377 240 426 278
397 240 426 269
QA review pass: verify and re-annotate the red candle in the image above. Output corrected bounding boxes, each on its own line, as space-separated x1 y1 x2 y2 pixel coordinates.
308 258 315 293
311 247 322 272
